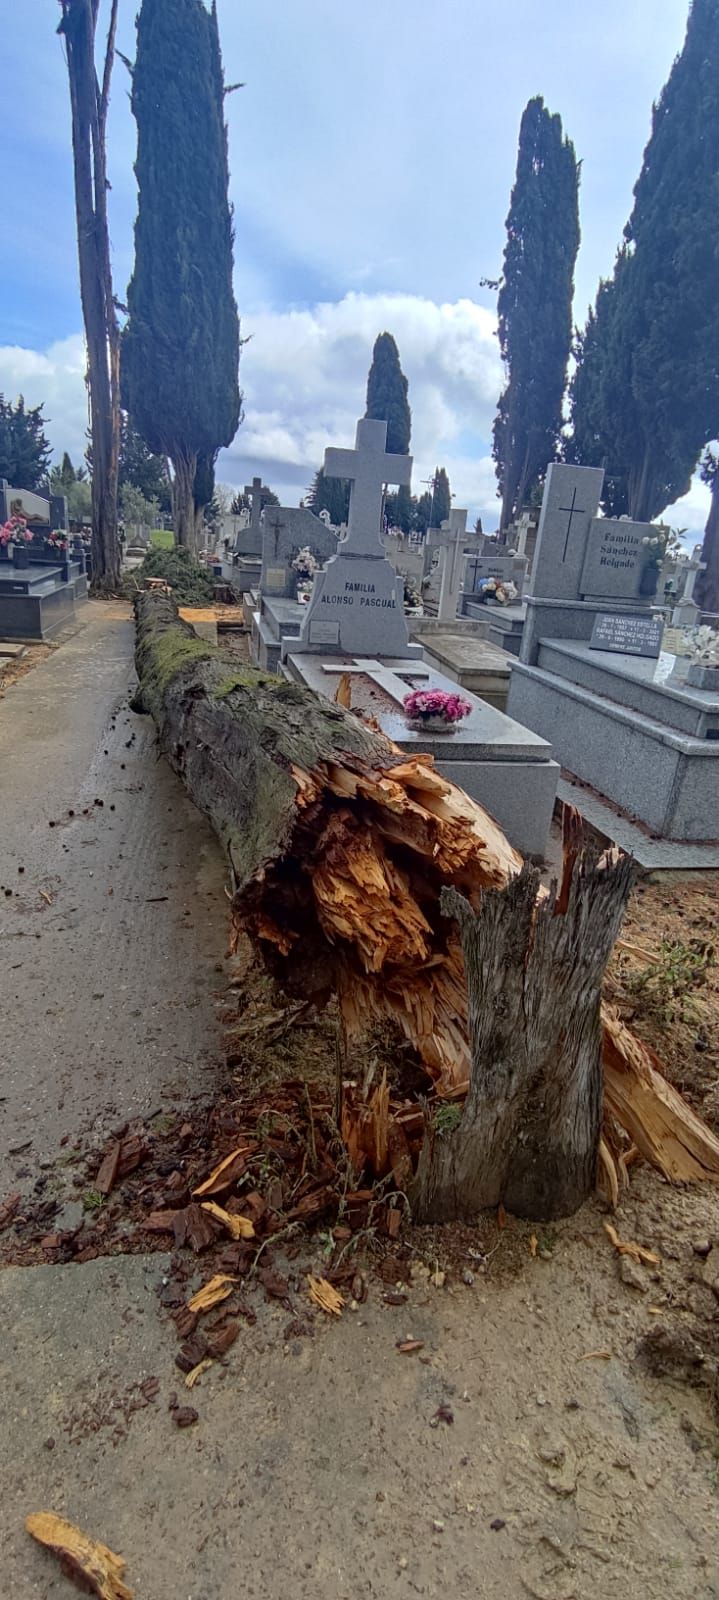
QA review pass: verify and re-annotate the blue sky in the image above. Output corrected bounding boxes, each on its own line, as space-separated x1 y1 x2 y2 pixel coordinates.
0 0 710 536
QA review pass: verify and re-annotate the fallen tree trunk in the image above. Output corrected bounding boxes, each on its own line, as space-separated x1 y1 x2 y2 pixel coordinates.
133 592 719 1210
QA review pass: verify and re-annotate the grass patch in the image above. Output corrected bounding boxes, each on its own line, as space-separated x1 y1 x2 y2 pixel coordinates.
150 527 174 550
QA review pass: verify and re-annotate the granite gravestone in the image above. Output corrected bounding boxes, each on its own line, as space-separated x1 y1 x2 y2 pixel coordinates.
580 518 658 603
529 463 604 601
465 551 528 596
259 506 338 598
234 477 264 557
295 418 418 657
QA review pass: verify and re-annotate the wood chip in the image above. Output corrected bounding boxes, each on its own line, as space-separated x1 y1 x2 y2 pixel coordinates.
187 1275 237 1314
172 1406 198 1428
307 1275 344 1317
25 1512 132 1600
192 1145 254 1197
529 1234 538 1258
144 1209 181 1234
579 1349 612 1361
603 1221 660 1266
206 1320 240 1359
0 1192 21 1231
200 1200 254 1240
116 1133 147 1180
396 1339 424 1354
185 1358 214 1389
173 1203 217 1253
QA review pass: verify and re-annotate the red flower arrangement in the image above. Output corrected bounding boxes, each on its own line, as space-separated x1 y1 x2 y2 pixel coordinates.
403 688 472 725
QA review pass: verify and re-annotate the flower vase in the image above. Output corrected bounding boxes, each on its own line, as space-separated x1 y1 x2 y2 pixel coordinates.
639 564 659 598
406 714 457 736
13 542 30 569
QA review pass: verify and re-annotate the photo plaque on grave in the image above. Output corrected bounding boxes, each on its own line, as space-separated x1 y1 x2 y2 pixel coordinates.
589 612 664 658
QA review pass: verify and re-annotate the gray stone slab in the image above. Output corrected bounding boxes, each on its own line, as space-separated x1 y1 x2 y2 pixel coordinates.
260 507 338 597
418 634 513 711
261 594 305 645
0 581 76 641
295 552 418 656
508 660 719 841
520 596 654 666
556 778 719 870
538 640 719 739
589 612 663 657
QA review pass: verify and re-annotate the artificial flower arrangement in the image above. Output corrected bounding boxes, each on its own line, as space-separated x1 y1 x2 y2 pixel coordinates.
641 527 670 570
403 687 472 733
474 576 518 605
292 545 319 600
0 513 34 548
48 529 69 552
682 624 719 665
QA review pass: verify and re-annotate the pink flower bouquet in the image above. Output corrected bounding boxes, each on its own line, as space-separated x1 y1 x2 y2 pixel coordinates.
403 688 472 728
0 514 33 547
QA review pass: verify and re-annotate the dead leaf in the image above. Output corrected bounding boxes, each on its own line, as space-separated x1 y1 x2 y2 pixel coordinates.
200 1200 254 1240
603 1220 660 1267
187 1274 237 1314
25 1512 132 1600
185 1358 214 1389
307 1275 344 1317
192 1145 254 1197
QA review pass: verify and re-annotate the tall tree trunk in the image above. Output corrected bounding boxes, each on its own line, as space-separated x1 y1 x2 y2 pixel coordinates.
411 853 636 1222
696 471 719 617
131 591 719 1209
628 441 661 524
171 451 198 549
58 0 120 588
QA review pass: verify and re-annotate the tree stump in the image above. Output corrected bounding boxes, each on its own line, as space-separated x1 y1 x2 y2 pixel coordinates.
412 852 637 1221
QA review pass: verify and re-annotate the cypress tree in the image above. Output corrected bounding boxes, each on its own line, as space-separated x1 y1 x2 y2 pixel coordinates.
492 97 580 530
570 0 719 521
365 333 412 455
431 467 451 527
696 449 719 616
122 0 241 547
307 467 350 526
0 395 52 491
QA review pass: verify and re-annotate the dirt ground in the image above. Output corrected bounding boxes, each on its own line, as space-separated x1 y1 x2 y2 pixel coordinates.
1 602 718 1599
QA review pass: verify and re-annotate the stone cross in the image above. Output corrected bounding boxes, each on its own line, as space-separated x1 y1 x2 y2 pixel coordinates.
437 509 468 624
324 418 412 559
514 511 533 560
530 463 605 602
244 477 264 536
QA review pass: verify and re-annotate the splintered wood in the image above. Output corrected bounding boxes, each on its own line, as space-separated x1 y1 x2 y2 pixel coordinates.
26 1513 133 1600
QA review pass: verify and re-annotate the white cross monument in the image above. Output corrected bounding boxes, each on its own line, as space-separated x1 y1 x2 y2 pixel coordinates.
294 417 420 658
436 509 468 625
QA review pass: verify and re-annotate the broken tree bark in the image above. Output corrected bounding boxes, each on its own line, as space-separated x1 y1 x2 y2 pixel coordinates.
133 592 719 1210
412 854 636 1222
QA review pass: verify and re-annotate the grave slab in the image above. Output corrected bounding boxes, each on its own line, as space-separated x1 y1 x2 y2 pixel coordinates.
284 652 558 858
416 632 513 711
556 777 719 871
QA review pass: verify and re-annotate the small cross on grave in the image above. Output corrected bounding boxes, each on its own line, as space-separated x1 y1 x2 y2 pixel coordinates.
437 509 468 624
324 419 412 559
266 511 285 560
244 477 264 536
558 487 588 563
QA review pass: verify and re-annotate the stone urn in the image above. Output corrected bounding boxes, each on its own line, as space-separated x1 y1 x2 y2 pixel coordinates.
12 541 30 569
639 562 659 598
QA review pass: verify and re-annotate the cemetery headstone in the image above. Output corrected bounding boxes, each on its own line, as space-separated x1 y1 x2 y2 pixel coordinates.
294 418 418 657
529 463 604 601
234 476 264 557
259 506 338 598
436 509 468 625
465 551 528 596
580 518 662 603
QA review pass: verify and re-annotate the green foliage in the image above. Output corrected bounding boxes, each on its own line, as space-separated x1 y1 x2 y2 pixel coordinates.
122 0 241 483
365 331 411 454
626 937 715 1026
0 394 52 490
50 457 92 522
120 481 159 530
150 527 174 550
493 97 580 528
569 0 719 520
131 544 216 604
119 413 171 512
432 1103 463 1138
307 467 350 525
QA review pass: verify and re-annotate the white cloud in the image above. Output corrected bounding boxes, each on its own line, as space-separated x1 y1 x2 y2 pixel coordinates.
0 298 712 543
